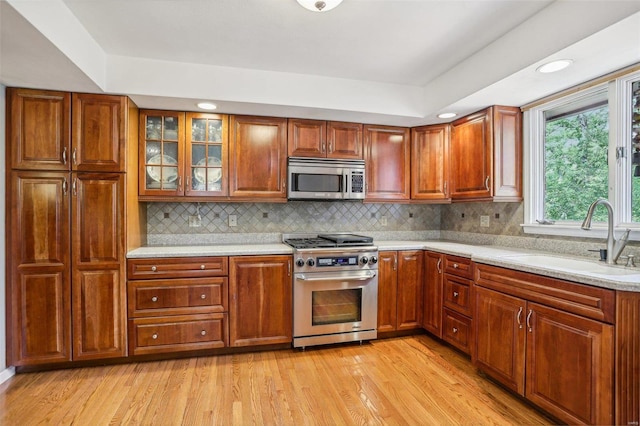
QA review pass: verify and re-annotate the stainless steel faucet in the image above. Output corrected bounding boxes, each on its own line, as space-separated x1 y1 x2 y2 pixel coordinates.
581 199 631 264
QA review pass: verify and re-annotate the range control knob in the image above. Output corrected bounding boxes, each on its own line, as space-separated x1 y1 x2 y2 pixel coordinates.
296 258 305 267
369 256 378 264
360 256 369 265
307 258 316 267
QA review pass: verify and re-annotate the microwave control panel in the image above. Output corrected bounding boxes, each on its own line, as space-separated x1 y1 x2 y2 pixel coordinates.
351 172 364 193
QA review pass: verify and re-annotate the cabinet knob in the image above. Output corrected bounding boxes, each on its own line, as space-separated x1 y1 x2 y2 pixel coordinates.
452 327 458 334
200 330 206 336
453 291 459 298
453 263 459 269
200 294 206 299
152 333 158 340
200 264 205 270
151 266 157 272
151 296 158 302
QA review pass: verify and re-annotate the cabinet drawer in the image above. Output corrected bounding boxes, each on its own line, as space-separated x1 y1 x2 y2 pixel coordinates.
442 308 472 354
444 255 472 278
128 277 228 317
129 313 228 355
127 257 228 279
443 275 472 316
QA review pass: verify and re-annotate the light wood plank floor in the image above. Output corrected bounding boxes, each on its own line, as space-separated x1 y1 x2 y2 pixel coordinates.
0 335 553 425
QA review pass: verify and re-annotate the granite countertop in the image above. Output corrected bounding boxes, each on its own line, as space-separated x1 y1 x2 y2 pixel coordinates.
127 240 640 292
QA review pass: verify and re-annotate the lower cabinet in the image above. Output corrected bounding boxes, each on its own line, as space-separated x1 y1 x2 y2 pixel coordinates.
474 264 615 425
441 255 473 354
229 255 292 347
377 250 423 332
422 251 443 337
126 257 229 355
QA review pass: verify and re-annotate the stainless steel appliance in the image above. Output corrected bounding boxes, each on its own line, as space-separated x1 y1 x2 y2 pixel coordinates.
284 233 378 349
287 157 365 201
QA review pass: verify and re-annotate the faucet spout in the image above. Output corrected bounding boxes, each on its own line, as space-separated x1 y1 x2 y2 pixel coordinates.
581 199 629 264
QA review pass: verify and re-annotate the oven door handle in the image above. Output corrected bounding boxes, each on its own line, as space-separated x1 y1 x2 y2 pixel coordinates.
296 271 377 281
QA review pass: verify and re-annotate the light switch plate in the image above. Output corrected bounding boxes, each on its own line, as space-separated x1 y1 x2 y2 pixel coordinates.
480 215 490 227
228 215 237 227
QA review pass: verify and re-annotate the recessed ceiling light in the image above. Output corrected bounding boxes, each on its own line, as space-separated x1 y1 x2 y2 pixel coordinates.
438 112 457 119
296 0 343 12
197 102 217 110
536 59 573 74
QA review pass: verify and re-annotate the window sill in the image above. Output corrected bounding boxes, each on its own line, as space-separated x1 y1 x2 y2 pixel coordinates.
521 223 640 241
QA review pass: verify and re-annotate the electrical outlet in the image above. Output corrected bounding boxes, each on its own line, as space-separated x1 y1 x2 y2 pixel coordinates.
228 214 237 227
188 215 201 227
380 215 388 226
480 215 490 227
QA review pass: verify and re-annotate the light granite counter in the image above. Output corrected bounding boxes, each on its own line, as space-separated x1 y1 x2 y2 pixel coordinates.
127 239 640 292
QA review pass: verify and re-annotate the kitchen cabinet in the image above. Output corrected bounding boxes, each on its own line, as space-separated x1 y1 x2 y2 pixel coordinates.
411 124 450 202
229 115 288 201
377 251 423 333
139 110 228 199
441 255 473 354
6 88 136 366
229 255 292 346
364 125 411 202
474 263 615 425
422 251 444 337
288 119 363 159
450 106 522 202
126 257 229 355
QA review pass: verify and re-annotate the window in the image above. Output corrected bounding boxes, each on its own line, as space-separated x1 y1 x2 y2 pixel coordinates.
523 68 640 239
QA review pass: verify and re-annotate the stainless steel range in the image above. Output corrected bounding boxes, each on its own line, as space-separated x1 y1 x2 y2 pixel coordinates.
284 233 379 349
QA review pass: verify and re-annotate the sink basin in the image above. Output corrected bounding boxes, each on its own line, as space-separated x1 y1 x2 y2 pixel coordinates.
497 254 640 280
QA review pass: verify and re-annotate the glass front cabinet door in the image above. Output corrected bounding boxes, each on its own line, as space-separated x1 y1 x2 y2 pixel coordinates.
139 110 228 198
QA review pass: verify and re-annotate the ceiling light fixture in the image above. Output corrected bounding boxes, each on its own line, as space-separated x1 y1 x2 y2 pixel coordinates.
197 102 217 110
438 112 457 119
536 59 573 74
296 0 343 12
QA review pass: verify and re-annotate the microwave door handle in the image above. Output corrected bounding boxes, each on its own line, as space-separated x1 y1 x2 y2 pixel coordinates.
344 173 349 194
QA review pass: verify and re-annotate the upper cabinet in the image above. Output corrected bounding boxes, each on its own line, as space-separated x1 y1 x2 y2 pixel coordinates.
288 119 363 159
450 106 522 202
411 124 450 202
229 115 288 201
139 110 228 199
364 124 411 202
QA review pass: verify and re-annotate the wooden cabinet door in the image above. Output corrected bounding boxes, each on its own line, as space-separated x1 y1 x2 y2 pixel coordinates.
364 125 410 201
72 93 126 172
139 110 186 197
411 124 450 201
287 118 326 157
474 286 526 395
229 116 287 200
423 251 443 338
396 250 423 330
450 109 492 200
492 106 522 201
185 112 229 196
327 121 363 159
8 171 71 365
377 251 398 332
229 255 292 346
525 302 614 426
71 173 126 360
8 88 71 171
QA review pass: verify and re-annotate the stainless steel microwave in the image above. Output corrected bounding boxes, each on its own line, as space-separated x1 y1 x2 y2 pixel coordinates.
287 157 365 200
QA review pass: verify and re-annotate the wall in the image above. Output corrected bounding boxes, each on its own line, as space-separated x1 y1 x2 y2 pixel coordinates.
0 85 9 380
147 201 442 245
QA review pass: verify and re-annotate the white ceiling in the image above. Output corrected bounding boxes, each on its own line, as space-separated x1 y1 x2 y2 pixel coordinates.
1 0 640 126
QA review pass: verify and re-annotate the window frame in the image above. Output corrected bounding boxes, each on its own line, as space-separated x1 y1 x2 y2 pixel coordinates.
522 69 640 241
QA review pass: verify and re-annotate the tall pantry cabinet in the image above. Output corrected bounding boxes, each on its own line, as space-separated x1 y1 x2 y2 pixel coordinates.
6 88 143 366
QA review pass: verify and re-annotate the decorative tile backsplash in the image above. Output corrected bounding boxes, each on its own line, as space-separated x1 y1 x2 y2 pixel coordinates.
440 202 525 236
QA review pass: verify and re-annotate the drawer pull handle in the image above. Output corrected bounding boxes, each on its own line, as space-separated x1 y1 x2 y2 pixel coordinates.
453 263 459 269
200 330 206 336
200 294 206 299
452 327 458 334
200 265 205 270
453 291 459 298
151 266 157 272
152 333 158 340
151 296 158 302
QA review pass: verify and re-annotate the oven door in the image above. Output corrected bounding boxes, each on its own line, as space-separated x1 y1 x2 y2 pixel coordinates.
293 270 378 339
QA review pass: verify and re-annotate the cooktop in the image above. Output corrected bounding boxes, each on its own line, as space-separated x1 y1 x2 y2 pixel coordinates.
283 233 374 249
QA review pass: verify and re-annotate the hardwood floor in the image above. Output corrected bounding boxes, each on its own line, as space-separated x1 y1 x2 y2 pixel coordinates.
0 335 553 425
